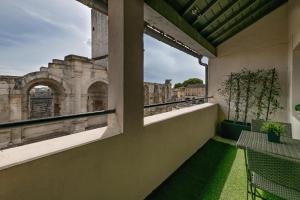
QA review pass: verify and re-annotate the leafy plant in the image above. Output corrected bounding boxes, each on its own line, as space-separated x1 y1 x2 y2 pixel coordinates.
218 73 233 120
182 78 203 87
240 69 256 123
296 104 300 112
254 69 269 119
232 73 241 122
260 121 285 136
265 68 282 121
174 83 183 88
218 68 282 123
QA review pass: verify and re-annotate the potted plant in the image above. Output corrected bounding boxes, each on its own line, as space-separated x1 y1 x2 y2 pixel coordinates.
295 104 300 115
218 72 251 140
218 68 282 140
260 121 284 143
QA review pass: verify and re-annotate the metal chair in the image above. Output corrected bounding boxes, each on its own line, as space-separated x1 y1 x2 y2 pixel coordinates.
245 149 300 200
251 119 292 138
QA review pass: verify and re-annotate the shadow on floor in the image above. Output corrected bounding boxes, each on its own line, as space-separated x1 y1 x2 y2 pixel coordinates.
145 140 237 200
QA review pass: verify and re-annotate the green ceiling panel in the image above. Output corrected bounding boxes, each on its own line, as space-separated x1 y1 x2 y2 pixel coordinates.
146 0 287 52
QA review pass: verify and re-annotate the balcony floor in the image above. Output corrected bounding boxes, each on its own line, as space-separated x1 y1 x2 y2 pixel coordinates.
146 138 282 200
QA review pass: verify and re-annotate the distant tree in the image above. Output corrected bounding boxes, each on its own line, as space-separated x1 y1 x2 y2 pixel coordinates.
174 83 183 88
182 78 203 87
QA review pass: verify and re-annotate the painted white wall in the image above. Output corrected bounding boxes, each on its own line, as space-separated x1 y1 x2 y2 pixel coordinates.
208 5 289 124
288 0 300 139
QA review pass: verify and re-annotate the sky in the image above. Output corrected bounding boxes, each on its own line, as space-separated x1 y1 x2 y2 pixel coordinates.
0 0 206 85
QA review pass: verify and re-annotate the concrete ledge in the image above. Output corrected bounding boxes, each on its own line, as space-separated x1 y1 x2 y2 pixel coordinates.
0 103 215 171
0 126 119 171
144 103 216 126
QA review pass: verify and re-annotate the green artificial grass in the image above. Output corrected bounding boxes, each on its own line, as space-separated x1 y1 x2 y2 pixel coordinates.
145 139 282 200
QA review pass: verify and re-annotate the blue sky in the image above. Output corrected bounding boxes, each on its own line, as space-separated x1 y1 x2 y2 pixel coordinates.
0 0 205 84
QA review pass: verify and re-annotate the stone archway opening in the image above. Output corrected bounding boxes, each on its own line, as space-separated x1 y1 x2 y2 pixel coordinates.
87 81 108 112
29 85 55 119
23 79 65 120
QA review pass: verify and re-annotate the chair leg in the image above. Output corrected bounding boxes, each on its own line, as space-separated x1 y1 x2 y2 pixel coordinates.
250 183 255 200
246 173 249 200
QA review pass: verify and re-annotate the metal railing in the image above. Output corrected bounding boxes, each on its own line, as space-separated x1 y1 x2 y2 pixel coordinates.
0 109 115 129
0 96 213 129
144 96 213 108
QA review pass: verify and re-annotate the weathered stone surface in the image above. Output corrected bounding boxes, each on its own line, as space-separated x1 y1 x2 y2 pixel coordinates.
0 55 108 149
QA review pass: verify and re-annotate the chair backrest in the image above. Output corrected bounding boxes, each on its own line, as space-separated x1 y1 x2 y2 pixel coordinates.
247 149 300 191
251 119 292 138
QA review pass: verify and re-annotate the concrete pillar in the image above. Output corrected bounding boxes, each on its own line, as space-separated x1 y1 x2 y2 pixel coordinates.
108 0 144 133
92 9 108 67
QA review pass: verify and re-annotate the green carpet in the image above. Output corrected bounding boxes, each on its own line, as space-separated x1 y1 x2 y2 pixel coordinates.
145 139 282 200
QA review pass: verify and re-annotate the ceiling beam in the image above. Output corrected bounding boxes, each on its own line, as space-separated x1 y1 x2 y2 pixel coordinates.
199 0 219 16
76 0 108 14
145 0 217 56
182 0 200 17
193 0 239 30
144 24 203 59
183 0 219 20
206 0 259 40
212 0 287 45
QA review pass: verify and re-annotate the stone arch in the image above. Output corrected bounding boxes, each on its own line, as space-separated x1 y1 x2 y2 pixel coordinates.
144 85 149 105
87 81 108 112
21 78 67 120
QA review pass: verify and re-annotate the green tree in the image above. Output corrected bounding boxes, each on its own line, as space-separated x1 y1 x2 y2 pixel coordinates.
174 83 183 88
182 78 203 87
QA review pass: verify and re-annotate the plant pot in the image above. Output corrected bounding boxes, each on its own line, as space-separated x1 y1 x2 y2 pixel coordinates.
267 132 280 143
220 120 251 140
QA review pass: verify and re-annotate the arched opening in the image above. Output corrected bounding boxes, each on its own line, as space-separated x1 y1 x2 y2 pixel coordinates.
28 84 62 119
87 81 108 112
23 78 66 120
29 85 54 119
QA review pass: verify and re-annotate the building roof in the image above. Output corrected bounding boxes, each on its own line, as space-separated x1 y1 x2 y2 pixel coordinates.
80 0 287 57
145 0 287 56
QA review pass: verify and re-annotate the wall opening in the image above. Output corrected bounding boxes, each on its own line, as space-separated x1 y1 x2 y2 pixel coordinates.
87 81 108 112
28 84 62 119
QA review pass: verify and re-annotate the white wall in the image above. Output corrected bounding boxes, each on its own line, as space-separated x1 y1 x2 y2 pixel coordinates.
0 104 218 200
208 5 289 123
288 0 300 139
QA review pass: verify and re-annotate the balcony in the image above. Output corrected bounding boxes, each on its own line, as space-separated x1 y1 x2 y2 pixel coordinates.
146 138 281 200
0 0 300 200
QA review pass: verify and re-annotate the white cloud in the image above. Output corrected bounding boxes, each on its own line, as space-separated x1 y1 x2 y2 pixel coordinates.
0 1 205 85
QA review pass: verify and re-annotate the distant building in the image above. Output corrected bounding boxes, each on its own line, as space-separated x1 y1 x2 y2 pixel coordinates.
144 79 172 116
185 84 206 98
144 79 172 105
173 84 206 100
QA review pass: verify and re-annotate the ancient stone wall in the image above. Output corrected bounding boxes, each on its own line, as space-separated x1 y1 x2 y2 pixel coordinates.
144 80 173 116
0 55 108 149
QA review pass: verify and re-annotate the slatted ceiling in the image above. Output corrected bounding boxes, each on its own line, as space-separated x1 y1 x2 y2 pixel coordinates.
197 0 240 32
146 0 286 55
183 0 213 23
165 0 188 13
193 0 234 29
213 0 285 45
203 0 258 37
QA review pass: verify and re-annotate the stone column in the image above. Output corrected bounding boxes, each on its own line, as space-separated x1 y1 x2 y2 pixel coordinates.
9 94 23 145
92 9 108 67
108 0 144 133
